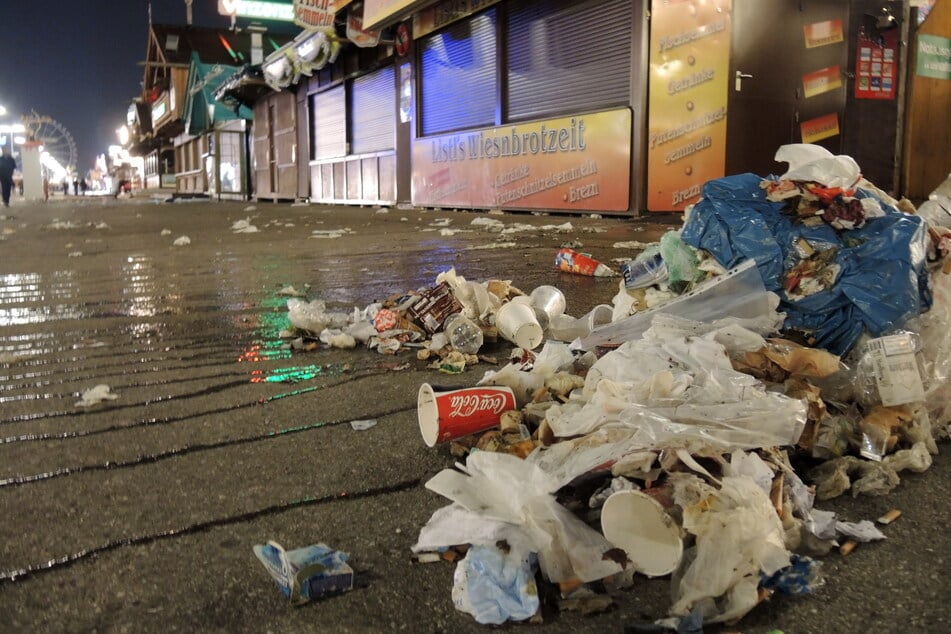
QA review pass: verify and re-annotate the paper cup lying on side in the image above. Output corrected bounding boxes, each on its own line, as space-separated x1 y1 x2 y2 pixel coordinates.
600 490 683 577
418 383 516 447
496 300 544 350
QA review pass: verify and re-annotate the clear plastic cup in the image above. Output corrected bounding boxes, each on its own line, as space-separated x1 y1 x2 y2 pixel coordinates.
529 285 567 320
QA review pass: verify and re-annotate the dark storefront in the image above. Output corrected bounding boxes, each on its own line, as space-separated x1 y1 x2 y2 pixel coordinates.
251 0 948 213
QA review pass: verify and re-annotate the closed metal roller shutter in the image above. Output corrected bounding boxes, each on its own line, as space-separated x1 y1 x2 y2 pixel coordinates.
351 65 396 154
420 8 498 136
313 86 347 160
507 0 632 120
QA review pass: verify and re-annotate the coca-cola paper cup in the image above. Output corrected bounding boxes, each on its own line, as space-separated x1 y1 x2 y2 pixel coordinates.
417 383 516 447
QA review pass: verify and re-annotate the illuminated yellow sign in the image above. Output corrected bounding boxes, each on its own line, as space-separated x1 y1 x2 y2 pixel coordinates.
646 0 732 212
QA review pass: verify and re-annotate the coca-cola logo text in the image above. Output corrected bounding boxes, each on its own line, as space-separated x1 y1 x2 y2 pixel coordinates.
447 392 510 418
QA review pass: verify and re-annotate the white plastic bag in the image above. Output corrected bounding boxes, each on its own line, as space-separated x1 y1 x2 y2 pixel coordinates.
416 451 624 584
544 323 807 449
774 143 861 189
671 476 790 622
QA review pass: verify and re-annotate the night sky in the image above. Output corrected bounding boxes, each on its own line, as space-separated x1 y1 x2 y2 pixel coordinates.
0 1 247 172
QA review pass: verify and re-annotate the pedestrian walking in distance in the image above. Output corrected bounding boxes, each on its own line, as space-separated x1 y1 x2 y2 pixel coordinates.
0 147 16 207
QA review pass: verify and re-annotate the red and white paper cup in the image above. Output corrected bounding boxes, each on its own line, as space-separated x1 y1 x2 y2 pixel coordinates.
417 383 516 447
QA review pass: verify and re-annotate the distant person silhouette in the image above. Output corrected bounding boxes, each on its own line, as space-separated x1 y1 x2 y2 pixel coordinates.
0 147 16 207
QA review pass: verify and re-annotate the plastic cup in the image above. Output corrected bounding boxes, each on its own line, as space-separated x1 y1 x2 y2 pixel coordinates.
495 300 544 350
529 285 567 320
548 304 614 342
417 383 516 447
583 304 614 332
600 490 683 577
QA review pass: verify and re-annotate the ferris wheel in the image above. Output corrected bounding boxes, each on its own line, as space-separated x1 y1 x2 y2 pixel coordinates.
22 114 78 174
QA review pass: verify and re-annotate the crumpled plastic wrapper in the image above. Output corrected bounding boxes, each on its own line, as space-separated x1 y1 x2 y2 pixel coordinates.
287 298 350 333
670 476 790 623
75 384 119 407
414 451 624 585
451 543 539 625
543 321 807 451
805 441 932 500
775 144 861 189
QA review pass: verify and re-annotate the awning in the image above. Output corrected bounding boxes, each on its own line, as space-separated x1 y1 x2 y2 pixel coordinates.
184 56 253 133
214 64 275 110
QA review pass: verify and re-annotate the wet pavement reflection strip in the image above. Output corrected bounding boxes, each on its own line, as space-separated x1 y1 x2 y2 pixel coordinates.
0 404 413 487
0 367 406 443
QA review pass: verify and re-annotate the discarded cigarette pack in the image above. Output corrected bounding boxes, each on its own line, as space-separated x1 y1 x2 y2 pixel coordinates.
253 541 354 604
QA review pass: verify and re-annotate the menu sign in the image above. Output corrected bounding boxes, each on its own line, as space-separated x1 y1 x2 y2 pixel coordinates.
856 30 898 99
646 0 732 212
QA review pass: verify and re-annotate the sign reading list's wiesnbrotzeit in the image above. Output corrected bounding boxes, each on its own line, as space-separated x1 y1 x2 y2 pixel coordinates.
412 108 632 212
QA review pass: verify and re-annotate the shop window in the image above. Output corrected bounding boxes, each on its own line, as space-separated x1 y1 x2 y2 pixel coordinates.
351 65 396 154
312 85 347 160
506 0 632 121
419 8 497 136
218 131 242 193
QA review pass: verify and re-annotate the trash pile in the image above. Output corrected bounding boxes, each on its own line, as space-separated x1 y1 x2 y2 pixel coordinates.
395 145 950 628
269 145 948 627
278 264 613 373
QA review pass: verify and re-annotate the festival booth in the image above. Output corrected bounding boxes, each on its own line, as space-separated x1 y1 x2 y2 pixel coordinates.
175 53 255 199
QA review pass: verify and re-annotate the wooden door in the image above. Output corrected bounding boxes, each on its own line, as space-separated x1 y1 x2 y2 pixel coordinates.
273 91 298 200
252 100 272 197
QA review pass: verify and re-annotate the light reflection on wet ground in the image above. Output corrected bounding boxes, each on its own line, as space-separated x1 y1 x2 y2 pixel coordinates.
0 198 683 632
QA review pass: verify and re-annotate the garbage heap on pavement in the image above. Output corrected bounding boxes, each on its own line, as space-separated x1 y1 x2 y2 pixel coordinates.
280 145 950 628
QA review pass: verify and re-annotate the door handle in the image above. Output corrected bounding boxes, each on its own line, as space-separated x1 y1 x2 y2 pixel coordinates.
735 70 753 91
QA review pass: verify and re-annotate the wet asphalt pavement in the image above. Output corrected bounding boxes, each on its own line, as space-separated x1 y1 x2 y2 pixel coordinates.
0 194 947 634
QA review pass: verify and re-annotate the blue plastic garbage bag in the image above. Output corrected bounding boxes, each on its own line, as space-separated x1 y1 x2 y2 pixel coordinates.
681 173 930 355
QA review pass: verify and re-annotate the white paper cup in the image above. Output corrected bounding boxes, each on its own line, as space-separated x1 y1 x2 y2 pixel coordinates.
600 490 683 577
495 300 544 350
529 285 567 320
417 383 516 447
